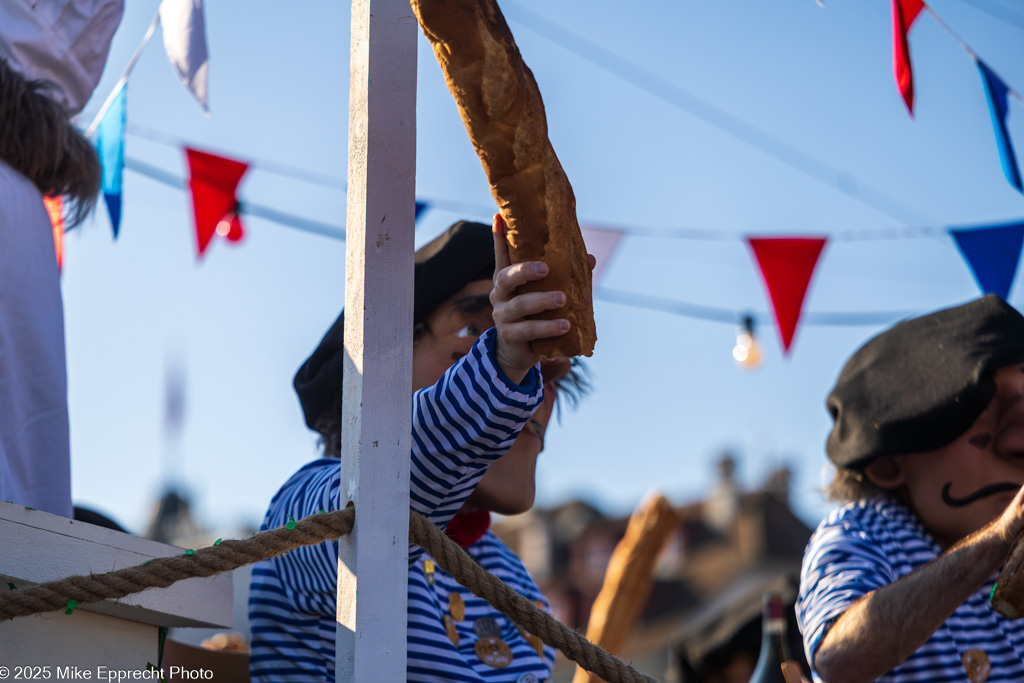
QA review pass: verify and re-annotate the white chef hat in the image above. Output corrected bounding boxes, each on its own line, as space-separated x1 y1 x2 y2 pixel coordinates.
0 0 124 115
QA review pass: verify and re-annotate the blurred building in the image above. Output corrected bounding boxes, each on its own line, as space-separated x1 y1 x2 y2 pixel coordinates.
145 487 210 548
143 485 257 650
492 456 812 683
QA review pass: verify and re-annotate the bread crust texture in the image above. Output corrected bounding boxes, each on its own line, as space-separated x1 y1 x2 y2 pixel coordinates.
412 0 596 358
994 533 1024 619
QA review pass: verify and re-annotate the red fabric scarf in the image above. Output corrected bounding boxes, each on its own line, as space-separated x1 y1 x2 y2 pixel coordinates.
445 509 491 548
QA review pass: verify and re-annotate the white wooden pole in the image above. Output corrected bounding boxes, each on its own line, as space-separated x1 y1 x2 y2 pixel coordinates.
337 0 417 680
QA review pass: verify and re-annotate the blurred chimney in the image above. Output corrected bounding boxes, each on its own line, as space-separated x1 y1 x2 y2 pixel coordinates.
764 466 792 503
704 454 741 534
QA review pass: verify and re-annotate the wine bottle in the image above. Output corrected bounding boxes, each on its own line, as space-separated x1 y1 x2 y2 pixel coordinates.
747 593 792 683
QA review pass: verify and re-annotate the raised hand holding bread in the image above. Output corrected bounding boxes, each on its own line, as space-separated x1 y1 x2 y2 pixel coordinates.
411 0 597 358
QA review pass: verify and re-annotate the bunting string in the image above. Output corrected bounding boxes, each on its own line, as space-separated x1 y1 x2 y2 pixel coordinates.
503 0 935 226
126 124 346 191
111 126 1005 243
594 288 919 328
889 0 1024 194
113 135 1020 246
117 144 1005 244
955 0 1024 32
108 145 1019 342
85 11 160 138
925 5 1024 105
86 0 209 139
123 156 345 241
63 2 1024 353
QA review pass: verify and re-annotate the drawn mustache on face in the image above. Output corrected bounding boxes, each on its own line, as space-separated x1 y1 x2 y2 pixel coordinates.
941 482 1021 507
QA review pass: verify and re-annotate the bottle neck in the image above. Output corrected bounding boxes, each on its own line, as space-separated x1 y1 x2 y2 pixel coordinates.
749 603 792 682
764 616 785 637
759 615 789 662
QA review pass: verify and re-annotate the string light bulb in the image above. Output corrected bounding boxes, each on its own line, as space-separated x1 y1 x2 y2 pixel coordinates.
732 315 762 369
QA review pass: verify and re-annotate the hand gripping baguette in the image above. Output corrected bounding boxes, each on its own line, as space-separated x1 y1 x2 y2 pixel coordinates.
993 532 1024 619
411 0 596 358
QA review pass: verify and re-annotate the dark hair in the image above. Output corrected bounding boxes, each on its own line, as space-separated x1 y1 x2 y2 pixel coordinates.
0 57 100 227
315 410 343 459
823 466 892 504
552 358 591 421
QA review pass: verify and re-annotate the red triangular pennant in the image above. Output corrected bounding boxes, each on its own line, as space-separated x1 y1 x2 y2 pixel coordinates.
892 0 925 116
747 237 827 354
185 147 249 257
43 195 64 272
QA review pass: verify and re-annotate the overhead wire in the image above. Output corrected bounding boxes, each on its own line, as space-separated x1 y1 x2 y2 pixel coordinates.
123 126 999 243
122 153 937 328
952 0 1024 33
925 4 1024 105
96 5 1022 329
595 288 918 327
123 156 346 241
126 124 348 191
501 1 936 226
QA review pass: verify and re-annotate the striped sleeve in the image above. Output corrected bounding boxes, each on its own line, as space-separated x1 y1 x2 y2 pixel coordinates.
259 327 539 597
409 327 541 561
255 462 343 618
796 511 899 669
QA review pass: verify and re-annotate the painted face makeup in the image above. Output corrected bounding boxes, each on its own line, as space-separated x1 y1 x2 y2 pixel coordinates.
941 481 1021 507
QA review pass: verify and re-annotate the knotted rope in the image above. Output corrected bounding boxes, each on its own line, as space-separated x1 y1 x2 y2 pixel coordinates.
0 507 657 683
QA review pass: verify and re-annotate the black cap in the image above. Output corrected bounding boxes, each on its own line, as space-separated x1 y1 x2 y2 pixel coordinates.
293 220 495 430
412 220 495 326
826 294 1024 470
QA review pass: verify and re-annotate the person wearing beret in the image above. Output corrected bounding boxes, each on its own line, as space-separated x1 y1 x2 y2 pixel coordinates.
0 0 123 517
248 217 590 682
796 294 1024 682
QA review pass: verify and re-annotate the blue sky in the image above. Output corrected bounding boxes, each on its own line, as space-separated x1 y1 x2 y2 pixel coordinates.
65 0 1024 534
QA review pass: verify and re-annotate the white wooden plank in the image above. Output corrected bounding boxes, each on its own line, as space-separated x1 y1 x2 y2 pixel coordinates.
0 610 159 669
337 0 417 680
0 502 232 628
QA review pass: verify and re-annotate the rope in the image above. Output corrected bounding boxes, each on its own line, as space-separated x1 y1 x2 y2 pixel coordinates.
0 507 657 683
0 507 354 622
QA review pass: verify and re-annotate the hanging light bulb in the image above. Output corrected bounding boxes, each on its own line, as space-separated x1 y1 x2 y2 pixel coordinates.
732 314 762 369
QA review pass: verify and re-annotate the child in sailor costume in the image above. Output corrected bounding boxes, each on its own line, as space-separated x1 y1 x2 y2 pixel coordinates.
250 218 588 682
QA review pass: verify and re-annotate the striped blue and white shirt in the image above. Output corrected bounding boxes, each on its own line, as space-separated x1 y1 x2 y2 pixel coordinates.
797 497 1024 682
248 329 555 682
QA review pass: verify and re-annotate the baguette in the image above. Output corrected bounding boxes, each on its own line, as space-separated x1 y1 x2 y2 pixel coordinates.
411 0 596 358
572 493 678 683
993 532 1024 619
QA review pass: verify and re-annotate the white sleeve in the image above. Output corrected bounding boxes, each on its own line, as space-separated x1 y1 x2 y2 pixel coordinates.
0 161 72 518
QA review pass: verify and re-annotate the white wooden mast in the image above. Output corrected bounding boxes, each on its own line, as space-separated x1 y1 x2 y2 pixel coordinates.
337 0 417 679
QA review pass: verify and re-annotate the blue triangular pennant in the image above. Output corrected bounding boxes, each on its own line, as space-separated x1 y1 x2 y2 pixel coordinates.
103 192 122 235
96 83 126 238
977 60 1023 194
951 222 1024 299
414 201 428 221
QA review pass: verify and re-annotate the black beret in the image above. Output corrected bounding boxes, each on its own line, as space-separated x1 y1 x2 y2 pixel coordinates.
293 220 495 430
413 220 495 326
826 294 1024 470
